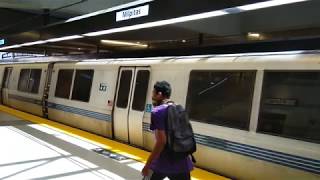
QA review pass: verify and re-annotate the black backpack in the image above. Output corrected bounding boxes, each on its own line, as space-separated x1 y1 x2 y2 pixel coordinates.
162 102 197 162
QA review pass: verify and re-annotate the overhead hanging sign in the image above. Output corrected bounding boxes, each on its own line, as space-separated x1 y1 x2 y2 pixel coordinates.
116 4 149 22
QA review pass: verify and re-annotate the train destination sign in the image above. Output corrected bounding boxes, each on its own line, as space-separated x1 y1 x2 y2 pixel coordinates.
116 4 149 22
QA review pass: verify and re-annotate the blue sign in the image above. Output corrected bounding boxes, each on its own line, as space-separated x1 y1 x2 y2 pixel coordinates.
145 104 153 113
0 39 4 46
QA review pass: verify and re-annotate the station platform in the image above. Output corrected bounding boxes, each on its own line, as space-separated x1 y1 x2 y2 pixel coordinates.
0 105 229 180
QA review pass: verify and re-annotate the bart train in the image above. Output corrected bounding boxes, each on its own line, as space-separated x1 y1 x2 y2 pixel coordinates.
0 51 319 180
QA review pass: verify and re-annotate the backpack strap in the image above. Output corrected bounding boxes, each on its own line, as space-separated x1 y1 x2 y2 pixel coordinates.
163 102 175 153
164 100 175 105
191 154 197 163
160 103 173 159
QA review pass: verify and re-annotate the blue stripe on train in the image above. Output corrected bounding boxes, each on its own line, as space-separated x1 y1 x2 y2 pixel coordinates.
8 94 112 122
48 102 112 122
143 122 320 174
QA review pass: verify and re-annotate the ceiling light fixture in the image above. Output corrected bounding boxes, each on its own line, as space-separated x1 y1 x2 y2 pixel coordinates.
21 40 47 46
46 35 83 42
101 40 148 47
247 32 261 38
237 0 308 11
0 44 22 50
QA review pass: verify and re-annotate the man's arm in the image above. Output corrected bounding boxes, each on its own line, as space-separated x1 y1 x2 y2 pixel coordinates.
142 129 167 176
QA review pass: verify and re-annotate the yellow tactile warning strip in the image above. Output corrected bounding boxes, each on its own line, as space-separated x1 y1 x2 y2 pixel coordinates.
0 105 229 180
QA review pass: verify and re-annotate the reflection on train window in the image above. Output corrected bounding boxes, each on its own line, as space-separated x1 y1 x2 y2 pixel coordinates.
2 67 13 88
18 69 42 93
18 69 30 92
29 69 42 93
186 70 256 130
258 71 320 143
55 69 74 99
71 70 94 102
116 70 132 108
132 70 150 111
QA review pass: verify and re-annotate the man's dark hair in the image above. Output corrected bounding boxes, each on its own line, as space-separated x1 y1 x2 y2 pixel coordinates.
154 81 171 98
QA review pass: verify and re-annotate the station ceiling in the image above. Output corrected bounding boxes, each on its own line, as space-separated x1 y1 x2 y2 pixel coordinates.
1 0 320 57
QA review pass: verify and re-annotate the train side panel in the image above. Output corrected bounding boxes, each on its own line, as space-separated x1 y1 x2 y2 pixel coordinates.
47 63 119 138
5 63 48 116
141 56 320 180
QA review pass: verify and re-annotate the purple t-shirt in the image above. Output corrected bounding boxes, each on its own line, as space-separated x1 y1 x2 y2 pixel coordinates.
149 103 193 174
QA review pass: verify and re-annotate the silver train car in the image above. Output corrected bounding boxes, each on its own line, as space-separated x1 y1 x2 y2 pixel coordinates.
0 51 319 180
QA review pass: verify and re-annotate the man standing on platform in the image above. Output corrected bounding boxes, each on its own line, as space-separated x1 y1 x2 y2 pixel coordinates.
142 81 193 180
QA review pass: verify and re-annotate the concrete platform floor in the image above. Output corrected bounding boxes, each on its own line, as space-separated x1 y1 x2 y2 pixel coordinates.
0 105 229 180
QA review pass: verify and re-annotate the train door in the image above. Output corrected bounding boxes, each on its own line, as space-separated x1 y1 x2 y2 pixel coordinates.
113 67 150 147
1 67 13 105
42 63 54 118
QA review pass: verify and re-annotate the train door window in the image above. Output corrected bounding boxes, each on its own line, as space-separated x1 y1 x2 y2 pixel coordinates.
18 69 30 92
116 70 132 108
28 69 42 93
132 70 150 111
55 69 74 99
258 71 320 143
18 69 42 93
71 70 94 102
2 67 13 88
186 70 256 130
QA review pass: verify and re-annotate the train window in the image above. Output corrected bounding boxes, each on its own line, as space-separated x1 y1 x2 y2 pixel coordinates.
116 70 132 108
55 69 74 99
186 70 256 130
18 69 30 92
258 71 320 143
28 69 42 93
132 70 150 111
18 69 42 93
71 70 94 102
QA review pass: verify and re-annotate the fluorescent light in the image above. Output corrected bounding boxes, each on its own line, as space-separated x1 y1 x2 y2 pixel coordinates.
0 36 82 50
66 0 154 22
213 50 306 57
21 40 46 46
101 40 148 47
66 10 107 23
238 0 308 11
84 10 228 36
46 35 83 42
0 44 22 50
248 32 261 38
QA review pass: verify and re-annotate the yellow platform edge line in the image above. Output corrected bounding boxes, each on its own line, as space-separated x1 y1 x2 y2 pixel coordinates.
0 105 229 180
